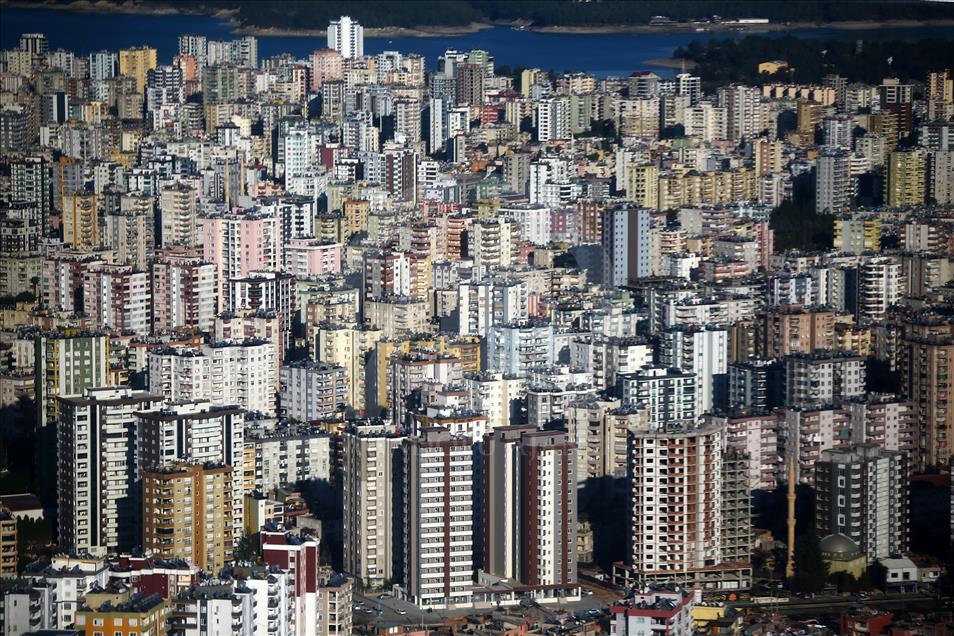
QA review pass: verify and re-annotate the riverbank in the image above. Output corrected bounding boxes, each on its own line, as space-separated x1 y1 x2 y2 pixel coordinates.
534 18 954 35
239 22 494 39
643 57 697 70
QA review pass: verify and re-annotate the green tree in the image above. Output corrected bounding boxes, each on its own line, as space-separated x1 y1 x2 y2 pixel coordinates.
234 531 259 562
791 531 830 593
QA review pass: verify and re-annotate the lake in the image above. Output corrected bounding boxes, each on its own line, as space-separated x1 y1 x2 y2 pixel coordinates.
1 7 952 77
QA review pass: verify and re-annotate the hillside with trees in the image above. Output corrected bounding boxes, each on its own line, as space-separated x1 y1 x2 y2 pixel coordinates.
39 0 954 30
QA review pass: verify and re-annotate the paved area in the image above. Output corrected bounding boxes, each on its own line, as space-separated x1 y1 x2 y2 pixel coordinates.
353 587 611 628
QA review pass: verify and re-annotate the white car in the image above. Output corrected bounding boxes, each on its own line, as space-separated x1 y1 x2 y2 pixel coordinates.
396 609 408 615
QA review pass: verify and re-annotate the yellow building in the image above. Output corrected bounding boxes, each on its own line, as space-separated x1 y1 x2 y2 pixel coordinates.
885 149 927 208
75 592 168 636
758 60 790 74
343 197 370 238
0 506 16 578
243 491 285 535
834 217 882 253
520 68 543 96
658 168 758 210
369 335 480 413
118 46 157 92
624 163 659 209
62 192 99 248
836 323 874 357
316 324 384 413
142 462 234 573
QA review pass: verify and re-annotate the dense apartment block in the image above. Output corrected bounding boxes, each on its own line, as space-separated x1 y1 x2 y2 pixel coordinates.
483 426 579 601
142 462 236 572
815 444 909 561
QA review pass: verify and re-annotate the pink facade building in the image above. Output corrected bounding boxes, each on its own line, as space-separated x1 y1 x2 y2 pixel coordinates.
284 239 342 277
151 248 217 334
310 48 343 91
201 210 281 309
82 263 151 335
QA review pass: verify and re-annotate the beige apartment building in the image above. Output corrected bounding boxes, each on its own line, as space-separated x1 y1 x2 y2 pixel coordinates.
142 462 235 572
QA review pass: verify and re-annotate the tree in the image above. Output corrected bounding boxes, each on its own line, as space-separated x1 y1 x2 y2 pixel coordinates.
234 531 259 562
791 531 829 593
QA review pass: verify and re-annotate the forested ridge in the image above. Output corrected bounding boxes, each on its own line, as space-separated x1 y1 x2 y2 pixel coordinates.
676 35 954 88
36 0 954 30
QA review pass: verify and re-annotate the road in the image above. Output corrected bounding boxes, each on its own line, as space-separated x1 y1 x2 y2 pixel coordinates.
736 593 942 616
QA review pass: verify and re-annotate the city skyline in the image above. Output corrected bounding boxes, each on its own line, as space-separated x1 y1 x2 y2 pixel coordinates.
0 6 952 636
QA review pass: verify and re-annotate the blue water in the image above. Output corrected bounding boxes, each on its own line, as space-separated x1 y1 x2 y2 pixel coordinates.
2 7 952 77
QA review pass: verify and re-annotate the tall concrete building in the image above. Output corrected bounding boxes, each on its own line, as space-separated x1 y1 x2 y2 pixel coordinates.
118 45 157 92
659 325 728 415
245 423 332 492
200 210 282 310
485 321 554 377
10 157 51 235
760 306 836 358
784 351 866 407
280 360 348 422
62 192 99 247
816 150 855 215
457 277 529 337
105 193 155 269
929 149 954 205
615 421 751 589
34 331 112 502
402 428 473 608
858 256 904 322
815 444 908 562
720 84 763 142
536 97 571 142
467 218 514 271
0 506 17 578
159 182 199 247
316 324 383 413
455 62 484 106
57 387 161 556
150 251 218 334
137 400 245 471
602 206 651 286
483 426 579 601
327 16 364 59
618 365 697 427
342 422 405 587
885 149 927 208
899 319 954 469
142 462 236 572
81 264 152 336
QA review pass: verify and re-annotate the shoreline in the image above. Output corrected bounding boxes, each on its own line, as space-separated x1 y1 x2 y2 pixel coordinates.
237 22 494 39
532 18 954 35
642 57 697 70
3 2 954 39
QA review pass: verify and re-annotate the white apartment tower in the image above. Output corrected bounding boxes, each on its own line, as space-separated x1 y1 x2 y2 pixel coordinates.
328 16 364 59
816 150 855 215
659 325 729 415
57 387 162 556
